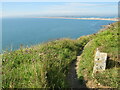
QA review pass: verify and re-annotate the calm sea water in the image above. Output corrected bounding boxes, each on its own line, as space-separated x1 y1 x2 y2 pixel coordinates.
2 18 115 51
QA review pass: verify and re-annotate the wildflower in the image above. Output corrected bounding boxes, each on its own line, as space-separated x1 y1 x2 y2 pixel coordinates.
25 49 29 53
32 59 35 62
39 53 44 56
5 59 8 62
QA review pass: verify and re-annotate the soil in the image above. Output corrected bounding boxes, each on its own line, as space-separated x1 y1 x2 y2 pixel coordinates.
66 59 88 88
66 55 110 89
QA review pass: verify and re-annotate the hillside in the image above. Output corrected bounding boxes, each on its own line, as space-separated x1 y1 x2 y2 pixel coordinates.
2 22 120 88
76 22 120 88
2 38 92 88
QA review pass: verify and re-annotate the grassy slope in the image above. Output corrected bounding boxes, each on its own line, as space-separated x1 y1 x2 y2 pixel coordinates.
76 22 120 88
2 36 93 88
2 22 119 88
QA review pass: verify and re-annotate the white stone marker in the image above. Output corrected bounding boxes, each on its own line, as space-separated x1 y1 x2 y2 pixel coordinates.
93 48 107 73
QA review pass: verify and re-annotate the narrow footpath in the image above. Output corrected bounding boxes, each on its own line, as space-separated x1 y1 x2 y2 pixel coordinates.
66 56 88 88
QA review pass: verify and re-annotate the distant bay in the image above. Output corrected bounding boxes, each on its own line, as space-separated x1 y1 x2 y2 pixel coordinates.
2 18 115 51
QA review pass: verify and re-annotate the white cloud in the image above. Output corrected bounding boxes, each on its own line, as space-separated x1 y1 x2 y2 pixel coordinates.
2 2 118 17
35 2 117 16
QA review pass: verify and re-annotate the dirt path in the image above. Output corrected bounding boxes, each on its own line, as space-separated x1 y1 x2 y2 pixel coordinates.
66 55 111 88
66 58 87 88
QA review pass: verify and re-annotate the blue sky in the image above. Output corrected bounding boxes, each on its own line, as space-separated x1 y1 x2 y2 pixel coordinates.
1 0 119 2
2 2 118 18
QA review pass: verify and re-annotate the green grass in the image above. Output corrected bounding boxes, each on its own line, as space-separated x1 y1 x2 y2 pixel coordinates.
0 55 2 88
2 22 119 88
76 22 120 88
2 37 93 88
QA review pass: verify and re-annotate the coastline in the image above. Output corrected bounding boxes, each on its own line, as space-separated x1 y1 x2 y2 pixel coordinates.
33 17 118 21
3 21 119 88
2 21 116 53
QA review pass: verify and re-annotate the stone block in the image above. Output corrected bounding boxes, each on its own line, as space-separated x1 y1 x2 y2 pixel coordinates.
93 48 107 73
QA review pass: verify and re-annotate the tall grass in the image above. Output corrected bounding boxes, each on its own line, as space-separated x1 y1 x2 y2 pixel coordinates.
2 37 92 88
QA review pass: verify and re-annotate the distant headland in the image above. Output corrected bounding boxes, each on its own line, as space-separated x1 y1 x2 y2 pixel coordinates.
33 17 119 21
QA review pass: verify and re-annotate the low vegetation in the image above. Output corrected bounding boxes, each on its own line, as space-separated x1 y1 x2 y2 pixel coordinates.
2 36 93 88
2 22 119 88
76 22 120 88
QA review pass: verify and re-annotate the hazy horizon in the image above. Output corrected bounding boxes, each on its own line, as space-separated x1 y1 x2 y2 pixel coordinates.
2 2 118 18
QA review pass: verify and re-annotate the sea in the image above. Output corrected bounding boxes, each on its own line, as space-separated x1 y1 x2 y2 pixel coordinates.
2 18 115 52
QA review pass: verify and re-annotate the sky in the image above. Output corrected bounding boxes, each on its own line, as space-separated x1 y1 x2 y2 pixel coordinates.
1 2 118 18
1 0 120 2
